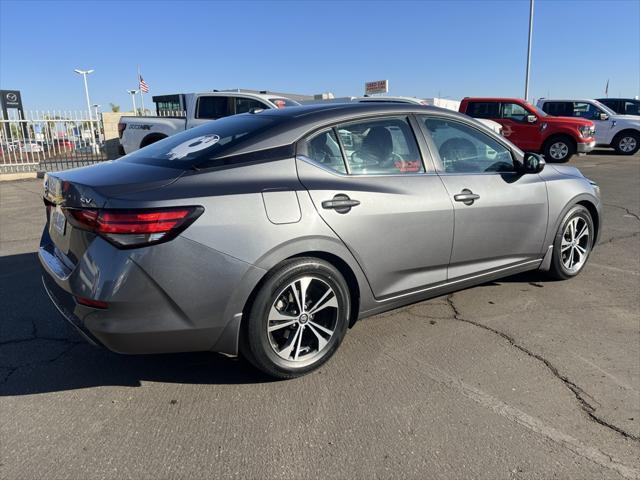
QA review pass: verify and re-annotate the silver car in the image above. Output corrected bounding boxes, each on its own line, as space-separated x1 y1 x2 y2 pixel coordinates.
40 103 601 378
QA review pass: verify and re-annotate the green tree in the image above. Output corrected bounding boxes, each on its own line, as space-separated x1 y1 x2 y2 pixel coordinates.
110 103 120 112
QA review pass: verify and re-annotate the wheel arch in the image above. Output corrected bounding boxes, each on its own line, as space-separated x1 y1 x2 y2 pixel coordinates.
140 132 168 149
576 199 600 245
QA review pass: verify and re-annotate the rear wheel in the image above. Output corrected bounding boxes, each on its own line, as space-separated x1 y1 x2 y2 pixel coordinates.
548 205 594 280
613 131 639 155
241 258 350 379
543 136 575 163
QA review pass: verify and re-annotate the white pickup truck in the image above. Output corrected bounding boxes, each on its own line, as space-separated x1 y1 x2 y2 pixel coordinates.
537 98 640 155
118 91 300 154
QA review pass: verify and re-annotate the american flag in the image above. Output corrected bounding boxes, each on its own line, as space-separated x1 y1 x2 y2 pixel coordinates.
139 75 149 93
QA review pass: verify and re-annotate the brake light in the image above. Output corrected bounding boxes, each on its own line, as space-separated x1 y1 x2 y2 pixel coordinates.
65 206 203 248
117 122 126 139
76 296 108 309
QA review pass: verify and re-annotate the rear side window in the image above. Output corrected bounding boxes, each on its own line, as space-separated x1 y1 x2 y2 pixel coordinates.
338 117 424 174
121 114 286 169
624 101 640 115
304 130 346 174
541 101 572 116
197 96 230 119
466 102 500 119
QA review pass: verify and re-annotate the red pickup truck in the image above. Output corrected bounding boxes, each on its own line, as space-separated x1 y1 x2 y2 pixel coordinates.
459 97 596 162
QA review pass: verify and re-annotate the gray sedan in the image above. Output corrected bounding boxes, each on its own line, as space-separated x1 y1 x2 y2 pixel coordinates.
39 103 601 378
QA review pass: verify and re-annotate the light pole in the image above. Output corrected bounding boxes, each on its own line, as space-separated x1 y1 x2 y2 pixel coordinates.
524 0 534 101
127 89 138 115
92 104 102 142
74 68 97 152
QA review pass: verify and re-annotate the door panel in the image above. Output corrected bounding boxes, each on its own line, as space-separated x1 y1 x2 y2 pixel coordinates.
296 158 454 298
438 173 548 279
419 115 548 279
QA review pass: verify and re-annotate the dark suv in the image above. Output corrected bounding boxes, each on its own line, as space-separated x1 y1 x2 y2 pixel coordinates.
596 98 640 116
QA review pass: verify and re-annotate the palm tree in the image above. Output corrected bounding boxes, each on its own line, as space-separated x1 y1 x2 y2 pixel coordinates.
109 103 120 112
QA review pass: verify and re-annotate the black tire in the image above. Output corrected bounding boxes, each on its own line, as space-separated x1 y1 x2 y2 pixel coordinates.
547 205 594 280
241 257 351 379
543 136 575 163
613 131 640 155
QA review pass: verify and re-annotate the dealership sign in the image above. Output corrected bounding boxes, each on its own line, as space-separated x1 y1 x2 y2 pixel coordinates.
364 80 388 95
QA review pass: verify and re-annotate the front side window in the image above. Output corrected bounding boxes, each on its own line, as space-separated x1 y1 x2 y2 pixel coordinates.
466 102 500 119
235 97 268 114
572 102 602 120
269 98 300 108
501 103 529 122
197 96 230 119
303 129 346 174
337 117 424 174
421 117 514 174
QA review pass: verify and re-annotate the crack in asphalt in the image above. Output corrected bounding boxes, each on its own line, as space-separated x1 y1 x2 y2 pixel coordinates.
0 314 83 387
445 294 640 443
604 203 640 223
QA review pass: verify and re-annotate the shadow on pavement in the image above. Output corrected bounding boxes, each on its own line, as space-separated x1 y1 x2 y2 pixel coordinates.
0 252 271 396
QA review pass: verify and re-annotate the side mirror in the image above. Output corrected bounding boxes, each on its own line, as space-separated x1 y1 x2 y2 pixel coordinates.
526 114 537 123
599 113 609 121
523 152 545 174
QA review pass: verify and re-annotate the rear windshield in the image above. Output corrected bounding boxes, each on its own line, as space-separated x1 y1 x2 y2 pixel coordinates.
121 114 283 169
269 98 300 108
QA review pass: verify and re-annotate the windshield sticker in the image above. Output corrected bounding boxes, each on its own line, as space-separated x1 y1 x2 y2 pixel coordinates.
166 134 220 160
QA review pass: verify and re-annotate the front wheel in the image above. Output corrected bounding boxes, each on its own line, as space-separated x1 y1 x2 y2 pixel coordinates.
241 258 351 379
613 132 640 155
547 205 594 280
543 136 575 163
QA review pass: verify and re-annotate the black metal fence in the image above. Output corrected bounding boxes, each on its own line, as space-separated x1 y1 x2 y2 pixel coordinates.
0 110 108 174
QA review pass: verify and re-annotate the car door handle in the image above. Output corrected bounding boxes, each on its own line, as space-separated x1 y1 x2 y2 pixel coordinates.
454 189 480 205
322 194 360 214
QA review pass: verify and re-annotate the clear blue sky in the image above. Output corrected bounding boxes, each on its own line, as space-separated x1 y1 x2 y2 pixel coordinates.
1 0 638 112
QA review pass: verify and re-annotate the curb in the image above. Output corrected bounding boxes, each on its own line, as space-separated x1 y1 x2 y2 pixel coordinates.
0 172 42 182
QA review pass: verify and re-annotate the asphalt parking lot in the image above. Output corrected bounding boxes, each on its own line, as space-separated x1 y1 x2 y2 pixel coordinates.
1 151 638 479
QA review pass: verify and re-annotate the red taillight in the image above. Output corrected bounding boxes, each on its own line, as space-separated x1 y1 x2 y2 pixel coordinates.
65 206 203 248
117 122 126 139
76 296 108 309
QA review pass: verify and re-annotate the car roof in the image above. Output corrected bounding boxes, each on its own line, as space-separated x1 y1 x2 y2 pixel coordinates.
214 102 471 158
358 96 425 104
537 98 599 103
194 91 293 102
463 97 526 103
595 97 638 101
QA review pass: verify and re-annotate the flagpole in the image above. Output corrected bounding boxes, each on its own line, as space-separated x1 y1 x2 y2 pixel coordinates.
138 65 145 114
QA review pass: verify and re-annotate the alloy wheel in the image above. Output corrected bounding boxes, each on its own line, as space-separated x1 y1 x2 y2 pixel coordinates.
549 142 569 160
619 136 637 153
267 276 339 362
561 216 590 272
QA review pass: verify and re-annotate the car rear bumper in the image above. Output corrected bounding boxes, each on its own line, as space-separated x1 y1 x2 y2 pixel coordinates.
38 228 263 356
577 140 596 154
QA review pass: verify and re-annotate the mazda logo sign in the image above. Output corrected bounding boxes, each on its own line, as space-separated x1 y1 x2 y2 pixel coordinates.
6 93 17 102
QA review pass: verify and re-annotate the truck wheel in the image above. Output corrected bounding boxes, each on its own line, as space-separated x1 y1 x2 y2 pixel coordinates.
543 136 575 163
613 131 639 155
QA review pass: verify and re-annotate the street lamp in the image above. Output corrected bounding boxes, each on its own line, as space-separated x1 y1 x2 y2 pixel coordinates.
127 89 139 115
524 0 534 101
74 68 97 152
